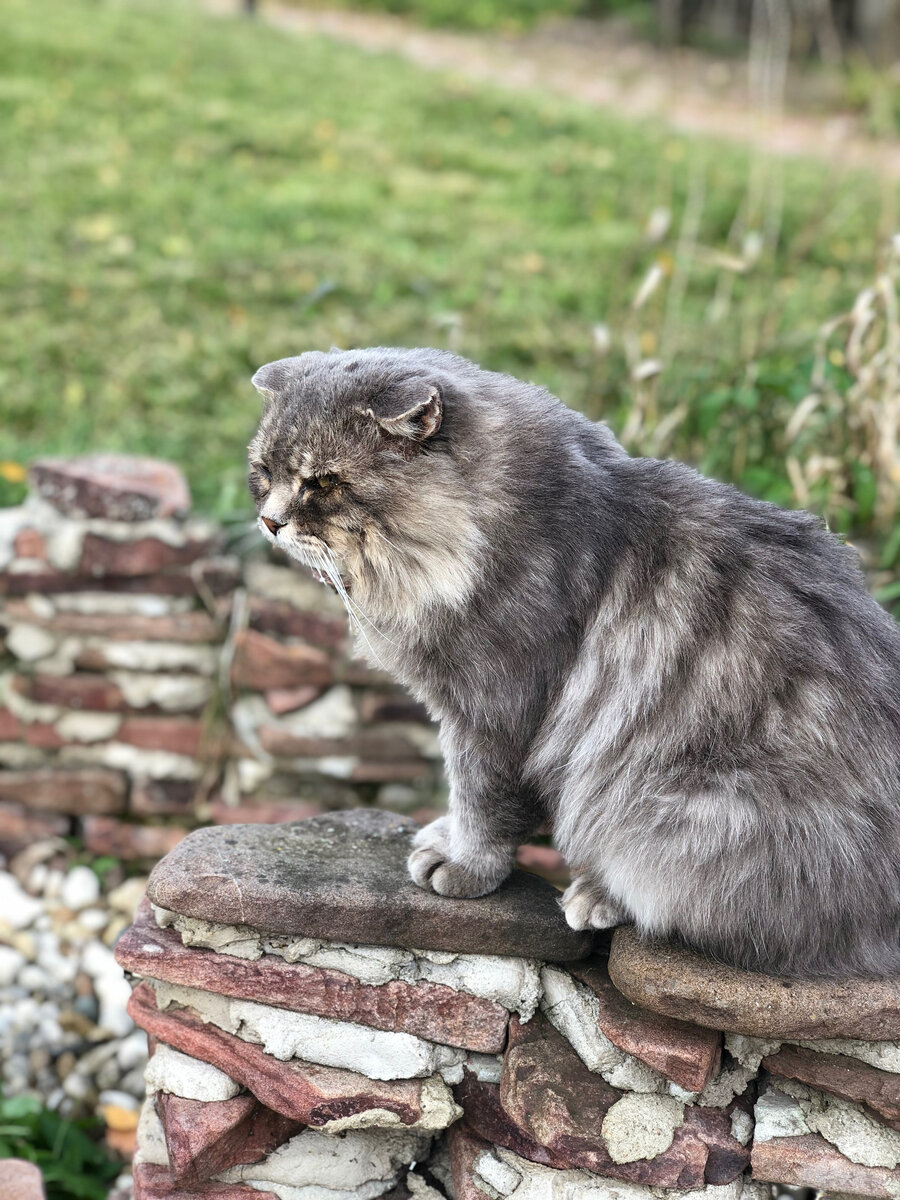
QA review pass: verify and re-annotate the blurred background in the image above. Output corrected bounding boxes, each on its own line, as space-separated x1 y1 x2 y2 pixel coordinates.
1 0 899 1195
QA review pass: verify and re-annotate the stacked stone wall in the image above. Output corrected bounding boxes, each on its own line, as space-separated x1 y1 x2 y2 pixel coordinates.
0 455 447 863
116 811 900 1200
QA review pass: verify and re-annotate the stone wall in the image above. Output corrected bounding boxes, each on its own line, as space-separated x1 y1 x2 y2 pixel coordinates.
0 455 448 863
116 811 900 1200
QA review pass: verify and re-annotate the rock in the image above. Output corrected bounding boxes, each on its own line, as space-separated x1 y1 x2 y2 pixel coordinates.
0 768 127 815
25 674 129 712
568 958 721 1092
609 925 900 1040
262 686 323 716
145 1045 242 1103
29 456 192 521
763 1044 900 1132
133 1161 279 1199
497 1014 749 1185
751 1127 900 1197
79 534 215 578
0 873 44 929
448 1123 495 1200
0 803 70 845
146 811 593 961
148 978 465 1081
472 1145 769 1200
1 602 219 643
214 1126 431 1194
116 901 509 1053
156 1092 302 1184
131 781 197 818
108 878 149 919
117 718 203 758
81 939 134 1036
128 981 461 1130
60 866 101 912
0 946 26 986
0 1159 45 1200
230 630 333 692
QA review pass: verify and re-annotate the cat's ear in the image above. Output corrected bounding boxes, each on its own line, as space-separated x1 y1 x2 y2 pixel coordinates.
251 361 285 402
361 385 442 442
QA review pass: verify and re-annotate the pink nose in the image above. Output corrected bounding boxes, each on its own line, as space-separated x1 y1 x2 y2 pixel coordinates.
262 516 286 535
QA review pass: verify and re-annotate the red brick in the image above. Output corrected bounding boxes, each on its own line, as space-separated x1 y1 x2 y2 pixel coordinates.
0 768 126 815
515 844 567 875
448 1125 494 1200
230 630 332 692
263 686 323 716
207 799 323 825
244 596 346 648
0 707 63 749
751 1131 900 1197
80 534 216 578
118 717 203 758
0 565 235 597
0 802 69 843
350 761 430 783
24 673 127 712
30 455 191 522
83 816 187 860
12 529 47 560
763 1044 900 1131
257 728 421 762
131 780 199 818
1 602 220 643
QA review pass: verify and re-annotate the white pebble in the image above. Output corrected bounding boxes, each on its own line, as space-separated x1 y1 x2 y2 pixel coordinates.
78 908 110 933
0 946 26 987
0 873 44 929
60 867 101 912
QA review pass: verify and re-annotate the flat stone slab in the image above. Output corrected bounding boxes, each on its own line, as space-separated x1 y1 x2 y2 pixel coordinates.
30 455 191 521
146 811 593 961
609 926 900 1040
751 1130 900 1198
763 1045 900 1132
128 982 460 1131
157 1093 301 1184
117 900 509 1052
133 1162 278 1200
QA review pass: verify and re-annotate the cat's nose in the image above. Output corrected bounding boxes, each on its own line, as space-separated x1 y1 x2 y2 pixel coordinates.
262 516 286 536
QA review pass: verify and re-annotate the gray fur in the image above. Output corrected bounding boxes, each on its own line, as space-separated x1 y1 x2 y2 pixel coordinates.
248 346 900 978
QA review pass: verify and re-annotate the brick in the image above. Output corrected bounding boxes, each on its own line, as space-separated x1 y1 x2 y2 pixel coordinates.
263 686 323 716
0 562 239 599
230 630 332 692
0 767 127 814
29 455 191 521
257 728 421 762
25 673 128 712
117 901 509 1053
751 1132 900 1197
83 816 187 860
447 1124 494 1200
80 534 216 578
244 596 346 648
0 802 69 843
118 718 203 758
1 602 220 643
350 761 430 783
131 780 199 818
0 707 63 750
206 799 323 825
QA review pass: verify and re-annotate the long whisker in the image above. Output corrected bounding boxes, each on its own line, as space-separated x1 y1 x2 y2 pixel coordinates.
307 545 394 666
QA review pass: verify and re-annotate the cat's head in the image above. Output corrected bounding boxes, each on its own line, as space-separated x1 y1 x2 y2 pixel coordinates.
247 348 488 621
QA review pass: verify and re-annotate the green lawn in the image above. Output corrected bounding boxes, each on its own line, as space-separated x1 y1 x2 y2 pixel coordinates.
1 0 895 556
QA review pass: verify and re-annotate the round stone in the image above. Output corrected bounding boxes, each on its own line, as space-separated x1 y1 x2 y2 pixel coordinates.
608 926 900 1041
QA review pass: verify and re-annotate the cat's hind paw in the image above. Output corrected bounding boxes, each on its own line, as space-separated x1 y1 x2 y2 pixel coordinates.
561 875 626 931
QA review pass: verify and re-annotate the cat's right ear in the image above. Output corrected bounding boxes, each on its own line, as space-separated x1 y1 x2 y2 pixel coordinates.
251 362 285 402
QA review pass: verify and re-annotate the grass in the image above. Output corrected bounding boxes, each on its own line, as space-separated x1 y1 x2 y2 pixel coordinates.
1 0 897 573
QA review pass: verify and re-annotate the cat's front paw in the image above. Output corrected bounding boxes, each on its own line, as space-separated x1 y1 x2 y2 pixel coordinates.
561 874 627 930
407 817 510 899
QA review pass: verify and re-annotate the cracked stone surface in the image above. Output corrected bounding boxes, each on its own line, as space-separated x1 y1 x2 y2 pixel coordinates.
116 900 509 1052
146 811 593 960
609 926 900 1040
128 982 461 1131
763 1043 900 1132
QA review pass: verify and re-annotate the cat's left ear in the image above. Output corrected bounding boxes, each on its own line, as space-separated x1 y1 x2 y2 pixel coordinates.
251 361 286 402
362 385 442 442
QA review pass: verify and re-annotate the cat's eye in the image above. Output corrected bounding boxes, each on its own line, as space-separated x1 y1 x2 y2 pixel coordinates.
302 474 340 491
252 462 271 481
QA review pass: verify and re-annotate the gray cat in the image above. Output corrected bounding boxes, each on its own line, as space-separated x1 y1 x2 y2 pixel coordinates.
248 346 900 978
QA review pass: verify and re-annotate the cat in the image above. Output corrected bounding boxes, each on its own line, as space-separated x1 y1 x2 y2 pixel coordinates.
248 346 900 978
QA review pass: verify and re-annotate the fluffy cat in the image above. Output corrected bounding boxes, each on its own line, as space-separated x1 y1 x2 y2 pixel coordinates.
248 346 900 978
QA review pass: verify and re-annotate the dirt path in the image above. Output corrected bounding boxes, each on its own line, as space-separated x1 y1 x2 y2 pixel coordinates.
204 0 900 179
